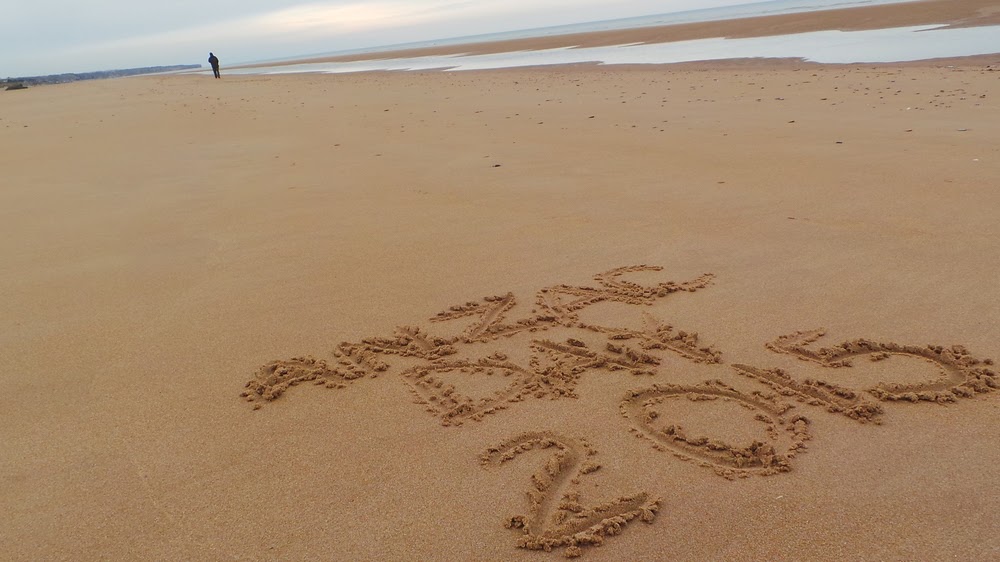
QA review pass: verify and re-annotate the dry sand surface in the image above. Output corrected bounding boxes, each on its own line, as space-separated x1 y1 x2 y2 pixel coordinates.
3 42 1000 562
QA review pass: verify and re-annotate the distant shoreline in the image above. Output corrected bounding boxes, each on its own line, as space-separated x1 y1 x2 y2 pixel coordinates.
232 0 999 70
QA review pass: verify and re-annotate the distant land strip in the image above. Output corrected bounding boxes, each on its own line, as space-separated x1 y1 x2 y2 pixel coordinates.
2 65 201 88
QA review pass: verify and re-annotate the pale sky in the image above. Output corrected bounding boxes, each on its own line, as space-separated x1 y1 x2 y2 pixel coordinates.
0 0 768 77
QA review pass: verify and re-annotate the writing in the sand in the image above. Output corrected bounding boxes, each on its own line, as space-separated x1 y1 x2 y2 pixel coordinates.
243 266 997 558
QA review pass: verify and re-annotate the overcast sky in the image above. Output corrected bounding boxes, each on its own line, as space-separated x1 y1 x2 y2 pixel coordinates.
0 0 771 77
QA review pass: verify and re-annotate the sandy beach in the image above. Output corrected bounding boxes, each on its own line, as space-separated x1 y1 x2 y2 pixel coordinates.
3 3 1000 560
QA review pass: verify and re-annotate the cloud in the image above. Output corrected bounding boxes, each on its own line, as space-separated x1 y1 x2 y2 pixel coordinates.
62 1 463 54
261 2 437 33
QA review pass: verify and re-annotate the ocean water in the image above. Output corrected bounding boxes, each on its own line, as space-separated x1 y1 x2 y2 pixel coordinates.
224 24 1000 75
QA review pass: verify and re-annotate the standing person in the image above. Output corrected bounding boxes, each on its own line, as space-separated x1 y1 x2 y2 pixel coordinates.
208 52 221 79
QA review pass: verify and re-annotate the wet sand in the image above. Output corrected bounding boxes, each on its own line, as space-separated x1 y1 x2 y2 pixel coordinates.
3 7 1000 562
243 0 1000 67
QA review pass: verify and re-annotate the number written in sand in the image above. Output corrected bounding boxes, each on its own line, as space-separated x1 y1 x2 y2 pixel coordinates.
482 432 659 558
242 266 999 557
620 381 811 479
732 329 998 424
